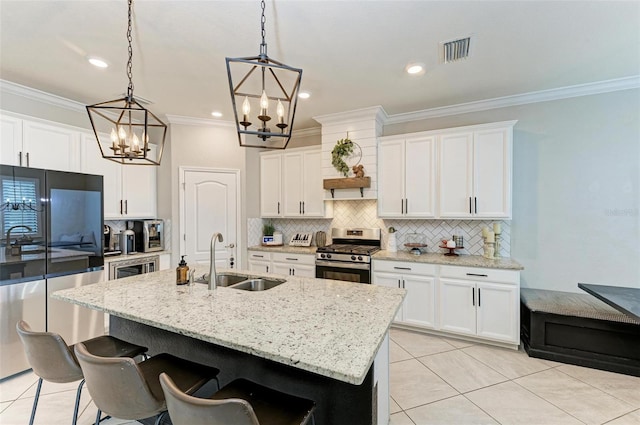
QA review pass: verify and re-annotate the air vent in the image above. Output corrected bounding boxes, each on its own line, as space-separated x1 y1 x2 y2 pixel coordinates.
442 37 471 63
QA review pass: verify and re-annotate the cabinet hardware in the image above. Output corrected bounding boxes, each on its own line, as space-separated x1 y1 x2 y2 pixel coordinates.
401 199 404 214
402 279 405 289
466 273 488 277
472 288 475 306
478 288 481 306
405 198 408 214
398 279 401 288
277 202 280 214
394 266 411 270
299 201 302 214
120 200 123 215
125 200 128 214
26 152 29 167
266 266 269 273
474 197 478 214
18 152 22 166
469 197 472 214
253 254 264 258
292 269 295 276
285 257 298 261
302 201 305 214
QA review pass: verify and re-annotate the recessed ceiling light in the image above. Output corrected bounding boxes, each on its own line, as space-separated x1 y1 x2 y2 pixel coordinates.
88 57 108 68
298 92 311 99
211 111 223 118
406 63 425 75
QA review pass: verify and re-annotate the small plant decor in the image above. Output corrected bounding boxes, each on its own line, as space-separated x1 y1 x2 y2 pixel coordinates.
331 138 354 177
262 223 275 236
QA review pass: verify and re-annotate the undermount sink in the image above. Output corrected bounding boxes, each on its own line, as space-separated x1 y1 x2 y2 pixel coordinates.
229 278 286 292
194 273 250 287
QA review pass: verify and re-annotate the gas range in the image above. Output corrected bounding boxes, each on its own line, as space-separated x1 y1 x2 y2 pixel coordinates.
315 229 381 283
316 244 380 263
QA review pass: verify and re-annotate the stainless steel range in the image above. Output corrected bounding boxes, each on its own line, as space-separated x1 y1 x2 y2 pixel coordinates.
315 228 381 283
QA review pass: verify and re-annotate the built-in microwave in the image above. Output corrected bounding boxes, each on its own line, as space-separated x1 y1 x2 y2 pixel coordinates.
108 255 159 280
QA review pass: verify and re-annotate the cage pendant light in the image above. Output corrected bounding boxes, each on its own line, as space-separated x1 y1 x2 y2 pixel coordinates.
86 0 166 165
226 0 303 149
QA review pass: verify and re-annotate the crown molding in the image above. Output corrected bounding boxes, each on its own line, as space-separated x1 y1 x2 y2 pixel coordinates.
165 114 235 128
292 127 321 138
385 75 640 124
0 79 86 113
313 105 389 126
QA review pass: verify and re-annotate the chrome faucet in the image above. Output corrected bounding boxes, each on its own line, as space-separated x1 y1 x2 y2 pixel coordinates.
5 225 33 254
208 232 224 290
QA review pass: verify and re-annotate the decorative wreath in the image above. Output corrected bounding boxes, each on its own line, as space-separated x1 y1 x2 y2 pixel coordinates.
331 138 358 177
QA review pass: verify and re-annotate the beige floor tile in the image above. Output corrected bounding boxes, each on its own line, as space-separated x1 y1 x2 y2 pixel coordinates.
557 365 640 407
605 409 640 425
77 401 137 425
390 359 458 410
0 388 92 425
20 379 86 399
462 344 552 379
390 396 402 414
466 381 583 425
516 368 635 425
390 411 416 425
418 350 508 393
391 340 414 363
406 395 499 425
441 336 476 349
390 328 456 357
0 370 37 402
0 401 12 414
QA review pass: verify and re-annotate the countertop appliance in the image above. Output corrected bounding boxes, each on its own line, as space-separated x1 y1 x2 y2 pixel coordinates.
0 165 105 379
120 230 135 255
104 224 121 256
132 219 164 253
108 255 159 280
315 228 381 284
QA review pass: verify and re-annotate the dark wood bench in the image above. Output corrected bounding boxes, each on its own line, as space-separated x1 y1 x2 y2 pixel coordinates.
521 288 640 377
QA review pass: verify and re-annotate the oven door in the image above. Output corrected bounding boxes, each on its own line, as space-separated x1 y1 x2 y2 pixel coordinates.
315 260 371 284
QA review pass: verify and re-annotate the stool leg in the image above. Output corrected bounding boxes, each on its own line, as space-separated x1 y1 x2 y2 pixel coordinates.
94 408 101 425
28 378 43 425
72 379 85 425
153 410 167 425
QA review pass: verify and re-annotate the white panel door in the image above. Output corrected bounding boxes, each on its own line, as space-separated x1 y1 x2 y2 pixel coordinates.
403 275 436 329
405 136 436 218
82 133 123 219
439 278 476 336
22 120 81 172
474 128 511 218
291 264 315 278
183 169 238 268
301 149 324 217
377 139 405 217
0 115 22 166
121 145 157 218
260 154 282 217
248 260 270 274
282 152 303 217
272 262 292 276
439 132 473 218
476 282 518 343
373 272 403 322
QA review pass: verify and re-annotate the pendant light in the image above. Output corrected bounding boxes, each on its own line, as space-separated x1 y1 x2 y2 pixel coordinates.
226 0 303 149
86 0 167 165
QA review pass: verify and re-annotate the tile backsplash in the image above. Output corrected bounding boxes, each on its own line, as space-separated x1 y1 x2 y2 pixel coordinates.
248 200 510 257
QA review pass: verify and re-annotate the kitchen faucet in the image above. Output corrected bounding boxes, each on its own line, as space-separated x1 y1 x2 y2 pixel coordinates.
209 232 223 290
5 225 33 254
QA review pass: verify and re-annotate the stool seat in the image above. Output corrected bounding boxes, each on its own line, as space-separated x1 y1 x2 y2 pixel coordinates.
73 335 148 359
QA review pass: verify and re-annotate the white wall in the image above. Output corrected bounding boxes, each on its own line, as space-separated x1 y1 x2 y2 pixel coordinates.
385 89 640 292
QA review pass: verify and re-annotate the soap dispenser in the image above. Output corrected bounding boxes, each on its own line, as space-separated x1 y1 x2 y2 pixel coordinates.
176 255 189 285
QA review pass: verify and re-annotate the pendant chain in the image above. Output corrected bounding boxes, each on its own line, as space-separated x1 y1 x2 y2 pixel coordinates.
126 0 134 100
259 0 267 57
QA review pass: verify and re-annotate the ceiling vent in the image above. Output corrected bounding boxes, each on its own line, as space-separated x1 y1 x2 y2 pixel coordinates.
441 37 471 63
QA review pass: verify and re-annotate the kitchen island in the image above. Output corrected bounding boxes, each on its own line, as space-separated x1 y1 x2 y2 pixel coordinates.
52 268 406 425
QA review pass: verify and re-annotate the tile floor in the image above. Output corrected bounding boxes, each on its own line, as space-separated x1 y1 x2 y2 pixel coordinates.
1 328 639 424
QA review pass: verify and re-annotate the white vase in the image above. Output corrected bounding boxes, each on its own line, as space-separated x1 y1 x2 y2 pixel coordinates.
387 233 397 252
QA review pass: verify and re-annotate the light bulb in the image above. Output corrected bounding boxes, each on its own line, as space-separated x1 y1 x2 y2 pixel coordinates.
242 97 251 115
132 133 140 152
110 129 118 143
277 99 285 124
118 127 127 142
260 91 269 115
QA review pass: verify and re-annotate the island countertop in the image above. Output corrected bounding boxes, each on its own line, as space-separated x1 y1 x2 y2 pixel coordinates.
52 268 405 385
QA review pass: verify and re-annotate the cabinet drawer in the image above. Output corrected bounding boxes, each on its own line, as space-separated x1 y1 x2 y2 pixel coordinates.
272 252 315 265
248 251 272 261
373 260 436 276
440 265 519 284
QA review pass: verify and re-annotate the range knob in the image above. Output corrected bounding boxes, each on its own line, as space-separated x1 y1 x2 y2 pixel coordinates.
351 255 356 260
327 254 332 259
358 256 363 261
320 253 326 259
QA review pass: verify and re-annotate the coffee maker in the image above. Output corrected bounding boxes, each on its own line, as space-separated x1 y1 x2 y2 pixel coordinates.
103 224 121 256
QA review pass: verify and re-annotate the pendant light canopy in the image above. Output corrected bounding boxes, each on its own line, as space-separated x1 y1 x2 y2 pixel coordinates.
86 0 167 165
226 0 303 149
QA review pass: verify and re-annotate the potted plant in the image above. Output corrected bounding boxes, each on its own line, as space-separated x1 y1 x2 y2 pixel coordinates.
263 223 275 237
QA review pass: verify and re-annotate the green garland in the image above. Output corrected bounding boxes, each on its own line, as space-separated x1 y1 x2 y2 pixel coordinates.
331 138 354 177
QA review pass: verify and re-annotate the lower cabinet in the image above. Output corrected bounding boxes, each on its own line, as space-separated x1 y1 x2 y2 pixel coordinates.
373 261 436 329
248 251 271 273
247 250 315 277
439 265 519 344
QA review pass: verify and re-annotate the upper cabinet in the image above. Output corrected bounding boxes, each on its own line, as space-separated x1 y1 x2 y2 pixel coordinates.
439 123 514 219
378 135 436 218
260 147 331 218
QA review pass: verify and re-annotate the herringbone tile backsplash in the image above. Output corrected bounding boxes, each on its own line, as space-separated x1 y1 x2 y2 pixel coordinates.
248 200 510 256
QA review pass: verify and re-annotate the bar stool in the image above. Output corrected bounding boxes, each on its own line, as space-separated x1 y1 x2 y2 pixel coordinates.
74 342 221 425
16 320 148 425
159 372 316 425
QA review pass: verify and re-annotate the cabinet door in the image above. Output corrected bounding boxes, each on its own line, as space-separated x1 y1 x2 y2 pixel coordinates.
282 152 303 217
377 139 405 217
403 275 436 329
272 262 292 276
439 278 476 336
260 154 282 217
474 128 511 218
373 272 403 322
301 150 324 217
292 264 315 278
439 132 473 218
22 120 81 172
248 260 270 274
404 136 436 218
476 282 518 343
0 115 22 166
121 145 157 218
82 133 123 219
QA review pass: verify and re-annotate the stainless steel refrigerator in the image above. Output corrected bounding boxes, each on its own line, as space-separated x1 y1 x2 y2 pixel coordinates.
0 165 105 379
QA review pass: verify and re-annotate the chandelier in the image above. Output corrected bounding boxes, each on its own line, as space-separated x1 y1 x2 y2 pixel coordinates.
86 0 167 165
226 0 303 149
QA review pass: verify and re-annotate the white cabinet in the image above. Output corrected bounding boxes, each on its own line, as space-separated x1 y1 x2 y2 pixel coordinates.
82 133 157 219
439 123 513 219
439 265 519 344
260 147 330 218
373 261 436 328
159 253 171 271
378 135 436 218
0 115 22 165
248 250 271 273
247 250 315 277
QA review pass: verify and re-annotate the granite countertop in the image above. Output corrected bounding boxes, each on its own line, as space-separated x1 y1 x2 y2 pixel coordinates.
248 245 317 255
373 250 524 270
52 267 405 385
